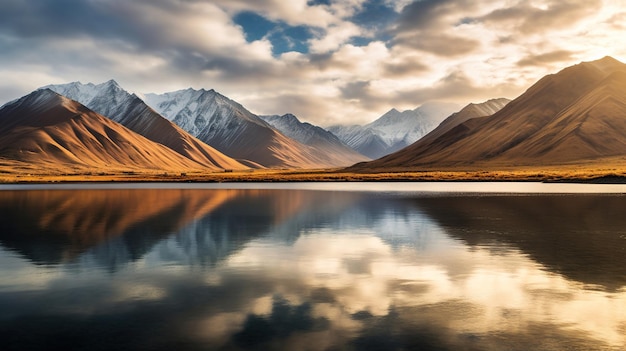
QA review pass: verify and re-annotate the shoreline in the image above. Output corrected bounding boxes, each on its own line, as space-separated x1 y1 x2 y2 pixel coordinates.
2 168 626 184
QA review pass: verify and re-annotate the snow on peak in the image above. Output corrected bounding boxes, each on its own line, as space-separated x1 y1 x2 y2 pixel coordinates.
143 87 266 139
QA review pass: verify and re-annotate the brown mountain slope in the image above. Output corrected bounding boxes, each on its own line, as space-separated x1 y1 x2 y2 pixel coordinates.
45 81 248 170
500 70 626 162
0 89 214 173
413 98 510 147
352 56 626 170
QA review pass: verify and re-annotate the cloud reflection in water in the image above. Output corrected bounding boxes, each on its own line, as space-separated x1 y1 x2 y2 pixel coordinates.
0 189 624 350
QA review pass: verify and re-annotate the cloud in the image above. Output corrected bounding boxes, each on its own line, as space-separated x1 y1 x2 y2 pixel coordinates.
604 12 626 30
382 59 429 78
0 0 625 126
340 80 371 101
390 0 482 57
475 0 603 34
393 33 481 57
517 50 578 67
308 21 364 53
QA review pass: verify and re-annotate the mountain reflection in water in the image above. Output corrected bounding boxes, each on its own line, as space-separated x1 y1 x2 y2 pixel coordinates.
0 188 624 351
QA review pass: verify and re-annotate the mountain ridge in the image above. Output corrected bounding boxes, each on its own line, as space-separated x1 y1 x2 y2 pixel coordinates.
45 81 247 170
260 113 369 165
0 89 211 172
329 101 461 158
350 56 626 170
145 87 367 168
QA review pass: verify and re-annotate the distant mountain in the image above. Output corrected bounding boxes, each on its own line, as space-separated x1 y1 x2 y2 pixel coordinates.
145 88 365 168
44 80 247 170
351 56 626 170
260 113 369 164
0 89 210 172
329 102 461 159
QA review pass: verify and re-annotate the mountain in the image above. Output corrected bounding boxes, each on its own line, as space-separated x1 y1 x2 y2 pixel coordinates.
329 102 461 159
351 56 626 170
260 113 369 164
0 89 211 172
414 98 511 146
44 80 247 170
144 88 365 168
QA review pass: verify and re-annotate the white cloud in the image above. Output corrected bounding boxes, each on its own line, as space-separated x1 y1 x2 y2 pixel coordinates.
308 21 364 54
1 0 625 126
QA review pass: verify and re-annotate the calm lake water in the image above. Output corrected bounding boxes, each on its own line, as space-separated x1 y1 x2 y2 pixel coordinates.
0 183 625 350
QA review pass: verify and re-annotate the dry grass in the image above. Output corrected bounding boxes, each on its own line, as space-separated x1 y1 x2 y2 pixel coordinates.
3 157 626 183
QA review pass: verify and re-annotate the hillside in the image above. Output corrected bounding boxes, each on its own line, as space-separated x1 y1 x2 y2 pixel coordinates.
0 89 210 173
352 57 626 170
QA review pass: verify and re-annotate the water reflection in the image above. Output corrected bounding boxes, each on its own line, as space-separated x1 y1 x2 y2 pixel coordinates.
0 188 624 350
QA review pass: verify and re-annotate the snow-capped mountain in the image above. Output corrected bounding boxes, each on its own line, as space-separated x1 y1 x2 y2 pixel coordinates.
329 102 461 159
44 80 247 170
144 88 266 142
145 88 367 168
260 113 369 164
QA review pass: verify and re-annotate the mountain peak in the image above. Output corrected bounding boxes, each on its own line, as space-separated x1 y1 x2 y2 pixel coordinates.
21 88 64 108
103 79 120 87
281 113 299 122
579 56 624 74
352 58 626 171
98 79 123 92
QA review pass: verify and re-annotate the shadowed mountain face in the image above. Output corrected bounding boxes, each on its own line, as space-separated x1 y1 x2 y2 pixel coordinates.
0 90 209 173
45 81 247 171
355 56 626 169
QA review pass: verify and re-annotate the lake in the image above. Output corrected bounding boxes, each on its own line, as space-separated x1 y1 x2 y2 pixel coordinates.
0 183 625 350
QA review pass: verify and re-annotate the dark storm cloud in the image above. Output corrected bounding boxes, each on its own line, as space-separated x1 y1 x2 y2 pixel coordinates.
517 50 577 67
475 0 602 34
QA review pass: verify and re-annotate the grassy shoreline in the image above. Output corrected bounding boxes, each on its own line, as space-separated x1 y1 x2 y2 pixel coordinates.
2 166 626 184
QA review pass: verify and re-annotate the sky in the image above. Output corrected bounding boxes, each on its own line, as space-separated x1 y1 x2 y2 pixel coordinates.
0 0 625 126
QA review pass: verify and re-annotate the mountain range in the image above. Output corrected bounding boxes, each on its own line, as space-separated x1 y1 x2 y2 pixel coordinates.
328 102 461 158
0 89 213 173
260 113 369 165
144 88 367 168
44 80 248 170
353 56 626 171
2 56 625 177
